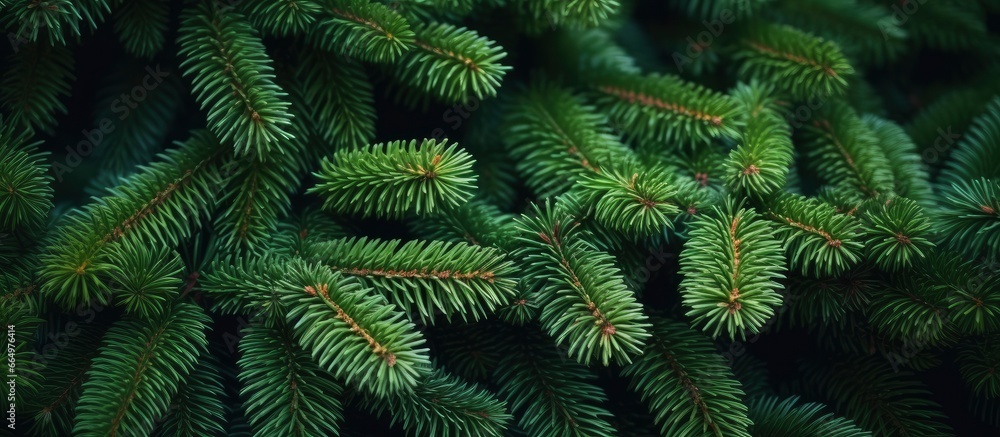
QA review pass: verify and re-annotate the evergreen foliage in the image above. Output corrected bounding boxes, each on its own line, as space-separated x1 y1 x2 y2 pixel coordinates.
3 0 1000 435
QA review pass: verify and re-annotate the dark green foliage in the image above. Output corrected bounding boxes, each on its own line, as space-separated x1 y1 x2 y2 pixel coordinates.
859 197 934 271
940 96 1000 186
504 83 628 198
670 0 768 19
73 302 210 436
938 178 1000 258
735 22 854 99
802 356 953 436
867 275 954 346
0 42 74 132
105 236 182 317
39 131 225 310
362 369 512 436
514 0 620 30
0 119 52 230
724 82 793 198
6 0 1000 434
767 194 865 276
214 143 306 253
770 0 904 66
279 259 431 398
155 352 226 436
494 327 616 436
679 201 786 340
178 2 294 158
393 23 509 103
27 320 104 436
90 61 184 174
309 0 416 64
591 72 743 147
916 250 1000 336
514 201 650 366
958 334 1000 399
238 322 344 435
241 0 322 37
621 317 751 437
306 236 517 324
865 115 935 208
409 199 516 248
801 101 894 199
576 159 681 239
113 0 169 59
747 396 870 437
294 49 376 151
310 139 477 219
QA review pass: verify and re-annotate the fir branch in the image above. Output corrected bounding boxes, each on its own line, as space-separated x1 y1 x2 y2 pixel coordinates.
864 115 936 209
494 326 616 436
154 352 226 436
392 22 509 103
504 82 629 198
39 131 226 310
308 138 477 219
802 356 953 436
513 201 650 366
241 0 322 37
747 396 871 437
620 317 751 437
679 201 786 340
938 178 1000 258
957 334 1000 399
310 0 416 63
575 159 681 240
238 322 344 435
590 72 744 147
801 101 895 199
0 118 52 231
178 2 294 158
408 199 516 249
363 369 512 437
105 235 182 318
767 194 865 276
1 0 84 46
279 259 432 398
917 251 1000 335
72 302 210 436
939 96 1000 187
735 22 854 100
859 196 934 271
0 42 75 133
294 49 376 151
306 236 517 324
27 322 104 436
867 276 954 346
770 0 906 65
113 0 169 59
724 82 794 198
214 142 306 254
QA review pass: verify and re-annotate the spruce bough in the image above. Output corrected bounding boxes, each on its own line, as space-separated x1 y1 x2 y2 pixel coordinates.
1 0 999 435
